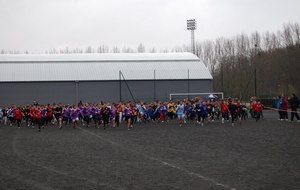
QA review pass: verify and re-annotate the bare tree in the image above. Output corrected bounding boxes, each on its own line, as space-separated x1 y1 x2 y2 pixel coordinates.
112 46 120 53
137 43 146 53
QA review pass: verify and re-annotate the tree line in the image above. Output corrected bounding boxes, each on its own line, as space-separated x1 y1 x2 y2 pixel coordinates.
1 22 299 99
194 22 300 100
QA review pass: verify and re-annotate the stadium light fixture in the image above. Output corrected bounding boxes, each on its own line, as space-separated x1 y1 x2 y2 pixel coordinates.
187 19 197 54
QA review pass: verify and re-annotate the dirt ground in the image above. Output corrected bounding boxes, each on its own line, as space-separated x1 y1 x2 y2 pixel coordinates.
0 111 299 190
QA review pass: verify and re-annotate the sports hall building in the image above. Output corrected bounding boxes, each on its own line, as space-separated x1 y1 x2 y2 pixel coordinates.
0 53 212 106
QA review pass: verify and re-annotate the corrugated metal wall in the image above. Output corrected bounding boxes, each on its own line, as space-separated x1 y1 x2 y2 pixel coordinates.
0 80 212 106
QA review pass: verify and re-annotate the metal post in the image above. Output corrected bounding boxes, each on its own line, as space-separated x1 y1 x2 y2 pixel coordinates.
119 71 122 102
75 81 79 105
191 30 195 54
188 69 190 100
119 71 136 103
221 61 224 94
254 67 257 97
154 69 156 101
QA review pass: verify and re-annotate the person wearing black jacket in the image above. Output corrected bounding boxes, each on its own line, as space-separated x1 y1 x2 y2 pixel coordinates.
228 98 238 126
290 93 300 122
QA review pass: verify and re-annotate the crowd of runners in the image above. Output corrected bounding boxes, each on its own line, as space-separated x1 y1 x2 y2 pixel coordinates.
0 94 299 132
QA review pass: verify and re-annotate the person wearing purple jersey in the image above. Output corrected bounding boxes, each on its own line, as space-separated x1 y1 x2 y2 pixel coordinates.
70 106 80 128
81 105 91 127
110 104 117 128
124 103 133 130
62 106 71 126
95 106 102 128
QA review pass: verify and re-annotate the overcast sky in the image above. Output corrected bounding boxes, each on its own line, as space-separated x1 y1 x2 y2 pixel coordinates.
0 0 299 52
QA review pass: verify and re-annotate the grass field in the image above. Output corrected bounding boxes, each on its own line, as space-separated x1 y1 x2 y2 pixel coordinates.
0 111 299 190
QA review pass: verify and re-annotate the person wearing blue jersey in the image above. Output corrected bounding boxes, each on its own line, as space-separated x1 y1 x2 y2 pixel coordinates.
136 102 147 123
176 101 185 126
7 106 15 127
185 101 194 123
146 104 155 122
195 100 208 126
158 102 167 123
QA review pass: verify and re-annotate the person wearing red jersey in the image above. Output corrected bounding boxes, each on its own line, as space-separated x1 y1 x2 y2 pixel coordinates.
46 104 53 125
14 107 23 128
281 95 289 121
29 106 36 128
35 106 43 132
253 100 263 122
220 100 229 124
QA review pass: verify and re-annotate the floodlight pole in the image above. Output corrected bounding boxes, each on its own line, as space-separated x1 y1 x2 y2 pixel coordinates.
187 19 197 54
191 30 195 54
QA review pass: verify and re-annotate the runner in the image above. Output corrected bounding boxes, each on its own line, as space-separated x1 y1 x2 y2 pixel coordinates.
228 98 238 126
220 100 229 124
167 101 176 121
124 103 133 130
253 100 263 122
70 106 80 129
53 103 63 129
101 104 111 129
176 101 185 127
35 106 43 132
14 106 23 128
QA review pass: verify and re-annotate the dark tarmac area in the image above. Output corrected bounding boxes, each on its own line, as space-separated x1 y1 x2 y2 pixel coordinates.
0 110 299 190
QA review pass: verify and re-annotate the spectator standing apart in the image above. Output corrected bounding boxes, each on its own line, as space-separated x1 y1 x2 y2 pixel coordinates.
290 93 300 122
282 95 289 121
272 97 277 108
275 96 283 120
0 107 3 127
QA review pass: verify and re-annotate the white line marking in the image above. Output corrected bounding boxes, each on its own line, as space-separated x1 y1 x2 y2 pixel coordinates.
78 127 237 190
